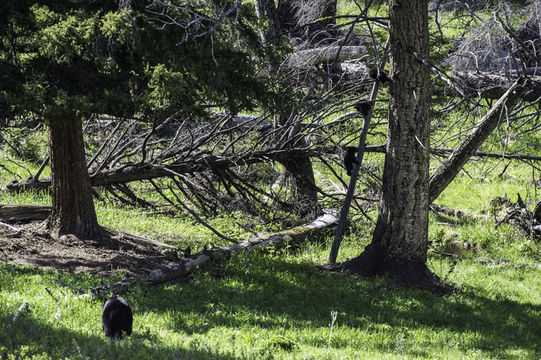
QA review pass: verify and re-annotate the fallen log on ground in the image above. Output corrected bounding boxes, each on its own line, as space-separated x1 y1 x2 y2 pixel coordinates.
90 209 340 295
452 70 541 101
6 147 325 192
0 204 51 221
491 195 541 238
0 204 178 250
429 204 479 219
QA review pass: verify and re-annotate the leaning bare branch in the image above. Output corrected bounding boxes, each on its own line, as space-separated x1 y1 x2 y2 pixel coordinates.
54 278 86 295
429 80 525 204
12 301 29 323
0 221 21 233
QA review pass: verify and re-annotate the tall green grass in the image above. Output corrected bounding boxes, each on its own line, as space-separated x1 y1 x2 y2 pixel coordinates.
1 243 540 359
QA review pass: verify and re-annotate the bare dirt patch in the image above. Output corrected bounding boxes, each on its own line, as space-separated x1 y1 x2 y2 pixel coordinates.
0 221 177 277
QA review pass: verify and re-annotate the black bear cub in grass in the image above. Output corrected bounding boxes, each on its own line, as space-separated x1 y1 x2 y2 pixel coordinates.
102 295 133 339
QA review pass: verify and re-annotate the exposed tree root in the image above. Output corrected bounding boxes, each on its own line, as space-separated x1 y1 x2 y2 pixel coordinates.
321 245 453 296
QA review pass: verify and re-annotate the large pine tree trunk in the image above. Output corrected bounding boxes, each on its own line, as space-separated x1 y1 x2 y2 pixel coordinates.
277 0 298 36
276 110 319 214
334 0 447 292
46 113 105 240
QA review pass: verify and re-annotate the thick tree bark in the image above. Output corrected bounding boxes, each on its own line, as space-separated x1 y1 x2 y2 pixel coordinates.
255 0 281 45
253 1 319 210
277 0 298 37
330 0 448 292
46 114 105 240
275 118 320 211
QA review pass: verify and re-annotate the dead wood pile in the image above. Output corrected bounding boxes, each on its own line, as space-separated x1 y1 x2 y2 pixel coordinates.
491 194 541 239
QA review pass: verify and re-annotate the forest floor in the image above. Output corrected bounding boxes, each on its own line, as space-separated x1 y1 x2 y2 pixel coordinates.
0 221 173 276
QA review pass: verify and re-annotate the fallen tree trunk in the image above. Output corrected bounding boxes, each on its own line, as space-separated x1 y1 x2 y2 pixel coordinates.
339 63 541 101
7 144 541 193
0 204 51 221
6 147 323 192
429 81 525 204
285 46 368 68
90 209 339 295
452 71 541 101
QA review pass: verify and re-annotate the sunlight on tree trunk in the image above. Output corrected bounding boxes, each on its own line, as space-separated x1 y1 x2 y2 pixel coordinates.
328 0 449 293
46 113 105 241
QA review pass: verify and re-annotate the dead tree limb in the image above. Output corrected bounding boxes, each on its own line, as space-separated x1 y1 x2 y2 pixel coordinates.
116 231 177 250
0 204 51 221
429 80 525 204
328 40 389 264
7 142 541 194
491 195 541 238
33 155 50 181
431 148 541 161
285 46 368 68
452 71 541 101
429 204 479 219
0 221 21 232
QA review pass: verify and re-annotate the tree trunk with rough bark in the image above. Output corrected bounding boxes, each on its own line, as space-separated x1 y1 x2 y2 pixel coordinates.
277 0 298 37
279 153 318 207
329 0 448 292
46 113 106 240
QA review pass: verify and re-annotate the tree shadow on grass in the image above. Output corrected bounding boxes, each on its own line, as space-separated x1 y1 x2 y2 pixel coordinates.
136 253 540 359
2 255 539 359
0 311 241 360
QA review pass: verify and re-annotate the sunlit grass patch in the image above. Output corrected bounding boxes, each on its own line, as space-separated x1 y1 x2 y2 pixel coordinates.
1 245 540 359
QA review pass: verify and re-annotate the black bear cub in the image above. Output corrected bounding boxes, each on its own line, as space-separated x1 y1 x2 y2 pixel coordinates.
368 68 390 83
102 295 133 339
344 146 359 176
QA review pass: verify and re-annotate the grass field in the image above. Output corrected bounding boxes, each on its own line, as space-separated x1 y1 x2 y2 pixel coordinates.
1 2 541 358
0 239 540 359
1 154 540 359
